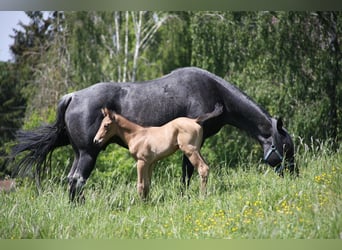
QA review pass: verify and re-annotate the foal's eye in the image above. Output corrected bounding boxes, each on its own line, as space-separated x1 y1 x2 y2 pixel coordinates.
104 124 109 129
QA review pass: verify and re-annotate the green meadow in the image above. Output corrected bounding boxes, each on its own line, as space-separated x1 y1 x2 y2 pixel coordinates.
1 141 341 239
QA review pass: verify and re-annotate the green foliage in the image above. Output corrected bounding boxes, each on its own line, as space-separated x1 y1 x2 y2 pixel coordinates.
91 145 136 187
0 62 26 178
0 62 25 145
66 12 105 85
10 11 54 103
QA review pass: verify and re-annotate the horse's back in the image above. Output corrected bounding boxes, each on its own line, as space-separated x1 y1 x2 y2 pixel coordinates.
63 67 225 148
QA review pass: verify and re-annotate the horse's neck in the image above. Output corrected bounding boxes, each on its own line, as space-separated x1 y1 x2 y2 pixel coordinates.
233 106 272 145
221 84 273 145
114 114 143 144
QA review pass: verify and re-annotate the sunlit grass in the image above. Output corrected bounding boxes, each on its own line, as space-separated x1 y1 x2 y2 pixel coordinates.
1 143 341 239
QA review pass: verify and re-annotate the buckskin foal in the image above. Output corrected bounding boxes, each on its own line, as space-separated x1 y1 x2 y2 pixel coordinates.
94 104 223 199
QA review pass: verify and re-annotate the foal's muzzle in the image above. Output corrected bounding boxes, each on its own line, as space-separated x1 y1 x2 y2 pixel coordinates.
93 138 103 145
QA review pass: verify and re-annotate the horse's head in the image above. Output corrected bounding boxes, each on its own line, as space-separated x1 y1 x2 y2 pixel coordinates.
264 118 297 176
93 108 117 146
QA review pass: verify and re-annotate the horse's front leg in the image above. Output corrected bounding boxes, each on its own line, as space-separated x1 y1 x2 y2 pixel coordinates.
136 160 150 200
181 155 194 188
68 150 98 203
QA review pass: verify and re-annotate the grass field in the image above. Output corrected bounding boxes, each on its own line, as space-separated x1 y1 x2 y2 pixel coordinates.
1 142 341 239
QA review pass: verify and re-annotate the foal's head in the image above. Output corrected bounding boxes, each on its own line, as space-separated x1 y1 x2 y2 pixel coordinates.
93 108 117 146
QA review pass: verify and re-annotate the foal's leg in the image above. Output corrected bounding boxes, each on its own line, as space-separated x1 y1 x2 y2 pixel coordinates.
180 145 209 195
148 163 154 186
181 139 205 192
136 160 151 200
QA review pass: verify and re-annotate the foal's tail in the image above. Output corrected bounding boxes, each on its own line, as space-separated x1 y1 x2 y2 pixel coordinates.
11 94 72 180
196 103 223 125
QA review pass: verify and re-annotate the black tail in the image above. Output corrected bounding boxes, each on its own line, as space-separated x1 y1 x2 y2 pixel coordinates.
11 94 72 179
196 103 223 125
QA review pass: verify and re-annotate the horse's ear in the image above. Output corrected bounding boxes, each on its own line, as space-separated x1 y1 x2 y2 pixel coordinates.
277 117 283 130
277 117 286 135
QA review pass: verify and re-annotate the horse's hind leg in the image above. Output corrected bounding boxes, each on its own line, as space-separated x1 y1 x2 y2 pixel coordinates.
68 150 98 203
67 150 79 183
68 158 79 201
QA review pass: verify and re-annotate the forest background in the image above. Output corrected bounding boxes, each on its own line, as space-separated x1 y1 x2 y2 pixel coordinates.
0 11 341 179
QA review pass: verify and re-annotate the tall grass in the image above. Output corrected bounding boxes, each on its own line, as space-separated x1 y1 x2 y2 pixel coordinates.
1 141 341 239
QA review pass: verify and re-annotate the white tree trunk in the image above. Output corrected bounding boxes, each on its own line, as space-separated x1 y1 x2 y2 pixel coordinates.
131 11 143 82
114 11 121 82
123 11 129 82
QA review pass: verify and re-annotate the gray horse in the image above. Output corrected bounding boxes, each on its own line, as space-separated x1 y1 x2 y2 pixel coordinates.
12 67 296 202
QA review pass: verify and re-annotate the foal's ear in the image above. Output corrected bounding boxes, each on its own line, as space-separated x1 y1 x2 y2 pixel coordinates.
101 107 116 120
101 108 108 117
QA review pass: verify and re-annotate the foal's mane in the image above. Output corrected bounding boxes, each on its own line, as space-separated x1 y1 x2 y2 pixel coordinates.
102 107 143 132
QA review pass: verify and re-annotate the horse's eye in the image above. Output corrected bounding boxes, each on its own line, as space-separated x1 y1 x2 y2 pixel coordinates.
104 124 109 129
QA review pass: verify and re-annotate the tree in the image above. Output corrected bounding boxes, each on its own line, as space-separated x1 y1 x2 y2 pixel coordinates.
9 11 55 117
93 11 180 82
0 62 25 145
27 11 73 119
317 12 341 143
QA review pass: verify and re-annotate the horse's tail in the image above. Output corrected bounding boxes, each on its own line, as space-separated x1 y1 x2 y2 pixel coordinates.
196 103 223 125
11 94 72 180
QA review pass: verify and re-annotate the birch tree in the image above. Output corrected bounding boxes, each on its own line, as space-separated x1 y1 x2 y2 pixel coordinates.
98 11 173 82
